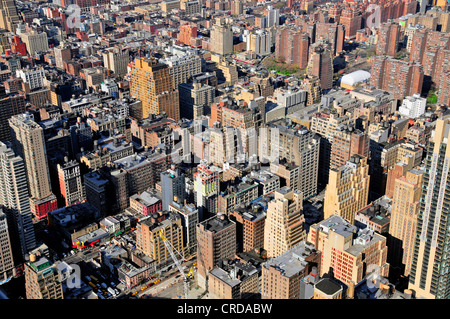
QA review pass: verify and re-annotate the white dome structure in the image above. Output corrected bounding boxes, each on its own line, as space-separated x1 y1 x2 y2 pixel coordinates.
340 70 371 89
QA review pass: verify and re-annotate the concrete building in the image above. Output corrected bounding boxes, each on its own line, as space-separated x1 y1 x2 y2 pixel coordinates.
16 67 45 90
307 40 333 91
409 115 450 299
209 259 260 299
160 166 186 211
229 204 265 253
0 208 15 284
20 31 49 55
168 201 198 258
264 187 306 258
389 168 423 277
194 163 220 220
25 246 63 299
102 46 129 77
210 18 233 56
247 29 271 57
57 159 85 207
308 215 389 286
259 121 320 199
196 213 236 290
136 211 183 269
261 241 321 299
8 113 57 220
324 155 370 224
130 57 180 121
398 93 426 119
160 53 202 88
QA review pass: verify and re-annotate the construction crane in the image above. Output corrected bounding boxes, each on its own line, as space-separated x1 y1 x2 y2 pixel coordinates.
158 230 189 299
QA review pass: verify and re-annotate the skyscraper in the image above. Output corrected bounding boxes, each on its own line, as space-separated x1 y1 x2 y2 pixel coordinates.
370 56 424 100
103 46 129 77
196 213 236 290
0 141 36 258
57 159 85 207
130 57 180 120
389 168 424 277
275 27 309 68
307 40 333 91
409 115 450 299
8 113 57 219
376 22 401 57
324 155 370 224
25 246 63 299
160 165 186 211
0 208 15 284
210 18 233 56
0 84 26 141
193 163 220 220
0 0 21 33
264 187 306 258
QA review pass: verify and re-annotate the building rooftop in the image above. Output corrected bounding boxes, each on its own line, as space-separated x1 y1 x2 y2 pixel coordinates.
262 241 316 278
315 278 343 296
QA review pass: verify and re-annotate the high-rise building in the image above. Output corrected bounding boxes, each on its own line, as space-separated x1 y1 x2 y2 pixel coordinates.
275 27 309 68
324 155 370 224
20 31 49 55
247 29 272 57
196 213 236 290
0 85 26 141
389 168 424 277
261 241 321 299
168 201 198 258
302 75 322 105
0 142 36 259
308 215 389 285
307 40 333 91
8 113 57 220
103 47 129 77
330 127 370 170
0 207 15 284
258 122 320 199
0 0 21 33
193 163 220 220
409 115 450 299
315 22 345 56
83 171 110 217
179 81 215 119
57 159 85 207
398 93 427 119
130 57 180 120
265 5 279 28
340 7 362 40
376 22 401 56
370 56 424 100
160 165 186 211
178 24 197 46
229 204 265 253
136 211 183 269
210 18 233 56
160 53 202 88
438 70 450 106
264 187 306 258
24 246 63 299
